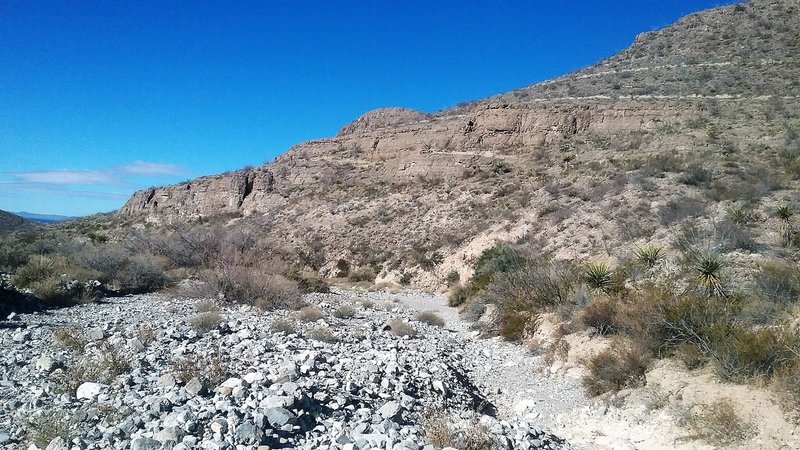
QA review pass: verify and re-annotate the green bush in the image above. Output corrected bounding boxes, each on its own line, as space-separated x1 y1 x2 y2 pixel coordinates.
12 255 60 288
444 270 460 287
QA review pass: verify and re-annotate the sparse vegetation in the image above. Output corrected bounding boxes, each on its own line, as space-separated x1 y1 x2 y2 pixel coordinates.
388 318 416 337
334 304 356 319
582 342 650 396
297 306 325 322
584 262 613 292
634 245 663 268
415 310 445 327
684 398 755 446
188 311 221 333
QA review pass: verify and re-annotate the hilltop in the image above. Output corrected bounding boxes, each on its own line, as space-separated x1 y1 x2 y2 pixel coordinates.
118 0 799 288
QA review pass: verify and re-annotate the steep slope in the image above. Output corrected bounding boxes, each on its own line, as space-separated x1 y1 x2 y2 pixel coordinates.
0 210 35 235
119 0 800 284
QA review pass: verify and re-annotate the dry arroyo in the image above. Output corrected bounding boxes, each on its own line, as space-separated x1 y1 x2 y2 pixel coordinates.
4 287 795 450
1 288 579 450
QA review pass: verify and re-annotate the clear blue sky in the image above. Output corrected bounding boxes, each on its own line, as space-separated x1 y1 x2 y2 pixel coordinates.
0 0 736 216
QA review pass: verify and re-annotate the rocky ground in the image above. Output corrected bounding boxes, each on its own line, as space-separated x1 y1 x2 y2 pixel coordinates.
0 288 581 450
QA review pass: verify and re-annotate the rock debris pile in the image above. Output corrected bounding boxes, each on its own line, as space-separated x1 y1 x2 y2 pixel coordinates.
0 290 575 450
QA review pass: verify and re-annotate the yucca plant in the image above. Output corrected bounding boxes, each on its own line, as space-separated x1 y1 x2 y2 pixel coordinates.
694 251 726 298
775 205 794 246
726 204 754 226
585 262 613 292
635 245 663 269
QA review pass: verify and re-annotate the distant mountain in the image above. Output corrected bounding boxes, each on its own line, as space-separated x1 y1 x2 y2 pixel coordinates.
15 211 76 224
0 210 36 234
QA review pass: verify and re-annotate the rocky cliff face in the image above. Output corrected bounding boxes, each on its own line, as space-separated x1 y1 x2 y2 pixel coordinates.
119 100 683 219
119 0 800 284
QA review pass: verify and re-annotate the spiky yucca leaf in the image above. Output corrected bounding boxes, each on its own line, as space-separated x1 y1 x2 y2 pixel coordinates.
585 262 613 291
635 245 663 268
694 251 726 298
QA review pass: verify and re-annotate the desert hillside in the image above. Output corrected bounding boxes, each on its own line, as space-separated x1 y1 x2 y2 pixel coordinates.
118 0 799 287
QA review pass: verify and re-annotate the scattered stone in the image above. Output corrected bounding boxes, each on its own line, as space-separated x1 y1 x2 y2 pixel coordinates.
76 382 105 400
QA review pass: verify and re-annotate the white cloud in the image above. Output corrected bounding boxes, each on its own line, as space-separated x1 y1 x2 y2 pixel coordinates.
13 169 115 185
10 161 186 185
119 161 183 176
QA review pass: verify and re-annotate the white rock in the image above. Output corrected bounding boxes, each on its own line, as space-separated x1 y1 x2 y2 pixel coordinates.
76 382 106 400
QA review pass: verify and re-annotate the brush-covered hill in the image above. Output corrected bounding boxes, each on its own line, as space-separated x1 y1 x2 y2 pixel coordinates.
118 0 800 286
0 210 35 235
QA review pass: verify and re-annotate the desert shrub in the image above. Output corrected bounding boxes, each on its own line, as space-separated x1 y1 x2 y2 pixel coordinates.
348 267 376 283
12 255 61 288
53 327 87 353
195 299 219 313
98 342 132 377
499 311 529 342
420 409 494 450
416 310 445 327
334 304 356 319
335 259 351 278
206 264 301 310
755 260 800 305
297 306 325 322
172 352 228 390
726 204 758 226
296 272 330 293
359 298 375 309
584 262 613 292
470 244 531 292
388 319 416 337
188 311 221 333
448 284 470 307
681 164 714 187
714 219 757 252
711 326 799 381
444 270 460 286
399 272 413 285
659 199 707 226
271 317 298 334
634 245 663 268
675 342 705 369
684 398 754 446
481 261 578 314
582 342 650 396
580 296 619 336
308 326 337 342
21 409 70 448
773 363 800 422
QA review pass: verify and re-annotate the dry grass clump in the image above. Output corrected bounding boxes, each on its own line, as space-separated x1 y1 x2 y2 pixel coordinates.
308 326 338 342
773 363 800 423
195 299 219 313
582 341 650 396
188 311 221 333
348 267 377 283
333 304 357 319
172 352 228 390
271 317 298 334
499 311 530 342
415 310 445 327
21 409 70 448
420 409 494 450
137 325 156 345
684 398 755 446
388 319 417 337
53 327 88 353
54 342 132 394
359 298 375 309
296 306 325 322
579 296 618 336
